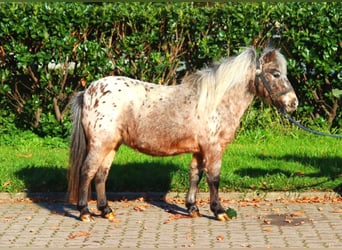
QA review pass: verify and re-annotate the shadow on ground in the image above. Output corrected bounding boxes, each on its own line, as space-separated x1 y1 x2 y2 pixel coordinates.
14 161 189 220
257 154 342 179
234 154 342 193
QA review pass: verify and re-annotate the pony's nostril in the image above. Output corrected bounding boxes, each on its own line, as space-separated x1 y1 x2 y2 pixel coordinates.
287 99 298 112
292 99 298 109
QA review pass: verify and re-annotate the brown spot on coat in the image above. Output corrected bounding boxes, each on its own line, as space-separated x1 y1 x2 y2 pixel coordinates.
94 99 99 108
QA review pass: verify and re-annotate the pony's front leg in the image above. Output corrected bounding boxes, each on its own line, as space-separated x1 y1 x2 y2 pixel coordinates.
205 151 229 221
186 153 203 217
206 173 228 221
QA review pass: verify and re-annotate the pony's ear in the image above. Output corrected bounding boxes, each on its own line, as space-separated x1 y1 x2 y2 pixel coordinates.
262 50 276 64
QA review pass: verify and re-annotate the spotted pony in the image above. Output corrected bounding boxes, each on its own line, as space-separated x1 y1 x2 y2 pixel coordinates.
68 47 298 222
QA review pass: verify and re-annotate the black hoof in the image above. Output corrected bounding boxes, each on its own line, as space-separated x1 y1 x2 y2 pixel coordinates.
187 203 200 217
100 206 115 219
78 205 94 222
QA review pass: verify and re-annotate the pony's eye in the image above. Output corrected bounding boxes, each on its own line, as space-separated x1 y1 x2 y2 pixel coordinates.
273 72 281 78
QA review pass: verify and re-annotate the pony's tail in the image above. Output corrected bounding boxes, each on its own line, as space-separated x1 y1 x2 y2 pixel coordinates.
67 91 87 204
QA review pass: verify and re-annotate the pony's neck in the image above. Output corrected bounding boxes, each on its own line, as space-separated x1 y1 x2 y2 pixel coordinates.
220 77 256 126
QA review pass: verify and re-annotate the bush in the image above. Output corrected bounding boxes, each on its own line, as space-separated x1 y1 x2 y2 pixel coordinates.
0 2 340 137
273 3 342 130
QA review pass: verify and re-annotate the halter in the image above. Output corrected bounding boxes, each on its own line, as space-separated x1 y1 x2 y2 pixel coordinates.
255 58 294 104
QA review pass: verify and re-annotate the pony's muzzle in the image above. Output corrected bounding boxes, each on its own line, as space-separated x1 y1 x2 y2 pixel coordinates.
283 95 298 113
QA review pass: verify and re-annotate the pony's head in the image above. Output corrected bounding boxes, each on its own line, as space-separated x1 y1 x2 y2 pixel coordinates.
255 48 298 113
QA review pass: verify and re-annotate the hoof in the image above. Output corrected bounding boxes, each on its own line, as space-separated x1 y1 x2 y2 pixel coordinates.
80 214 95 222
217 213 229 221
103 211 115 220
189 210 202 218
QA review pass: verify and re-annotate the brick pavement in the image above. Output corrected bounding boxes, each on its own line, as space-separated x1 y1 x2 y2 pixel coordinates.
0 192 341 248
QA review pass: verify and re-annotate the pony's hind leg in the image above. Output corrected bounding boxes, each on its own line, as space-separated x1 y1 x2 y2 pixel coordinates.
78 145 113 222
186 153 203 217
95 149 116 220
77 153 99 222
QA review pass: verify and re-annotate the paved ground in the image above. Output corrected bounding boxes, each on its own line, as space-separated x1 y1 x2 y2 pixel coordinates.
0 192 341 248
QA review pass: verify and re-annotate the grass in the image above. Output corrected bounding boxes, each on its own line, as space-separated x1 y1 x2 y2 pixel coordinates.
0 126 341 194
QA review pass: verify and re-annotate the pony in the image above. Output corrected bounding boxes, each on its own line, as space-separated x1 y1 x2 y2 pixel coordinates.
67 47 298 222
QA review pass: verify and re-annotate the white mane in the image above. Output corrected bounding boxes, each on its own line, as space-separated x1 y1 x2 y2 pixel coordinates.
193 48 257 114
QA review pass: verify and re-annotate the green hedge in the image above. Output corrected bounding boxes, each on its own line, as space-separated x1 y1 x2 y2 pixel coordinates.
0 2 341 137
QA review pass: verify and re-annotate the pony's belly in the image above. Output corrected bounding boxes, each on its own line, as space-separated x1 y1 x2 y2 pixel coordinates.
123 136 200 157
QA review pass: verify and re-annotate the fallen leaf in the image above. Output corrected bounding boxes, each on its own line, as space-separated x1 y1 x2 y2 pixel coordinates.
294 221 305 226
109 219 122 223
310 197 322 203
164 214 190 224
133 204 149 212
284 217 293 224
264 219 271 225
133 206 145 212
0 216 13 222
122 204 131 208
50 210 66 216
272 208 280 213
216 235 224 241
239 202 248 207
291 211 305 217
165 197 185 204
331 209 342 213
135 197 145 202
68 231 90 239
252 197 263 202
263 227 273 232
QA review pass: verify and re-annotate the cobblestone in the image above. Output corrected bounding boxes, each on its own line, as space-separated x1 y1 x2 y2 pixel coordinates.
0 192 341 248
